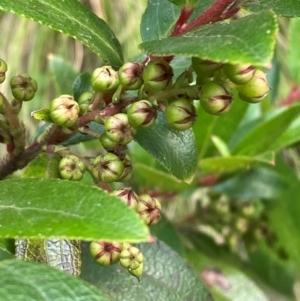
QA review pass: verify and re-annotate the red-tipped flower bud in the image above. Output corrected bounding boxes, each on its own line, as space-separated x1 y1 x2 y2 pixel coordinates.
50 95 79 127
90 241 122 265
10 73 38 101
118 154 133 181
127 100 157 128
111 187 139 210
137 194 161 225
165 98 197 131
118 62 144 90
142 59 173 92
236 69 270 103
120 245 144 271
91 66 119 92
192 57 222 79
200 82 233 115
59 154 85 181
93 152 124 183
223 63 255 85
99 132 121 151
104 113 136 145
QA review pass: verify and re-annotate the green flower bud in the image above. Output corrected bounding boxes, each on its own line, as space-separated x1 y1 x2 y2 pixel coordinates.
165 98 197 131
93 152 124 183
50 95 79 127
78 91 94 114
0 93 6 114
0 59 8 83
11 99 23 115
111 187 139 210
236 69 270 103
118 154 133 181
241 203 255 217
104 113 136 145
223 63 255 85
235 217 248 234
200 82 233 115
192 57 222 78
59 154 85 181
91 66 119 92
127 100 157 128
128 261 143 281
120 245 143 271
142 59 173 92
90 241 122 266
118 62 143 90
10 73 38 101
99 132 121 151
137 194 161 225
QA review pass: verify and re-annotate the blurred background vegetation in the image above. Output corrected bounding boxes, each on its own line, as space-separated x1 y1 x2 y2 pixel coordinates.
1 1 300 300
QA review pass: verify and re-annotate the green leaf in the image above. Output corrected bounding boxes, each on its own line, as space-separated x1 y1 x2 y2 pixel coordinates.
186 251 269 301
0 178 149 242
213 167 288 200
150 214 184 255
81 240 213 301
0 239 14 261
48 54 78 95
0 0 123 69
140 11 278 66
231 104 300 156
134 112 197 183
140 0 180 42
167 0 200 7
288 18 300 82
31 108 52 122
0 260 112 301
199 155 274 176
241 0 300 17
73 73 92 101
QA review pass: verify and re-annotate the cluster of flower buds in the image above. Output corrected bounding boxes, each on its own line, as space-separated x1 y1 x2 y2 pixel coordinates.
90 241 144 281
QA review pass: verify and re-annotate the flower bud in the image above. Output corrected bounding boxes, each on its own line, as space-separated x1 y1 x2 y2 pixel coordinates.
111 187 139 210
99 132 120 151
91 66 119 92
200 82 233 115
10 73 38 101
11 99 23 115
118 154 133 181
137 194 161 225
236 69 270 103
118 62 143 90
59 154 85 181
128 262 143 281
0 93 6 114
93 152 124 183
165 98 197 131
50 95 79 127
0 59 8 83
142 59 173 92
120 245 143 270
90 241 122 265
127 100 157 128
223 63 255 85
192 57 222 78
235 217 249 234
78 91 93 114
104 113 136 145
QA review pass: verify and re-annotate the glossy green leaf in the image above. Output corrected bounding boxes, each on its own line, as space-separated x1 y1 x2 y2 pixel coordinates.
231 104 300 156
241 0 300 17
213 168 288 200
134 112 197 183
140 0 180 42
0 178 149 242
167 0 200 7
140 11 277 66
199 155 274 176
194 94 249 159
288 18 300 82
0 260 112 301
31 108 52 122
0 0 123 69
186 251 268 301
150 214 184 255
73 72 92 101
48 54 78 95
81 240 213 301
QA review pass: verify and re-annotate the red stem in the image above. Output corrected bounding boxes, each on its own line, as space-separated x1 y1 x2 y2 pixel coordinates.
280 85 300 107
171 7 194 36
